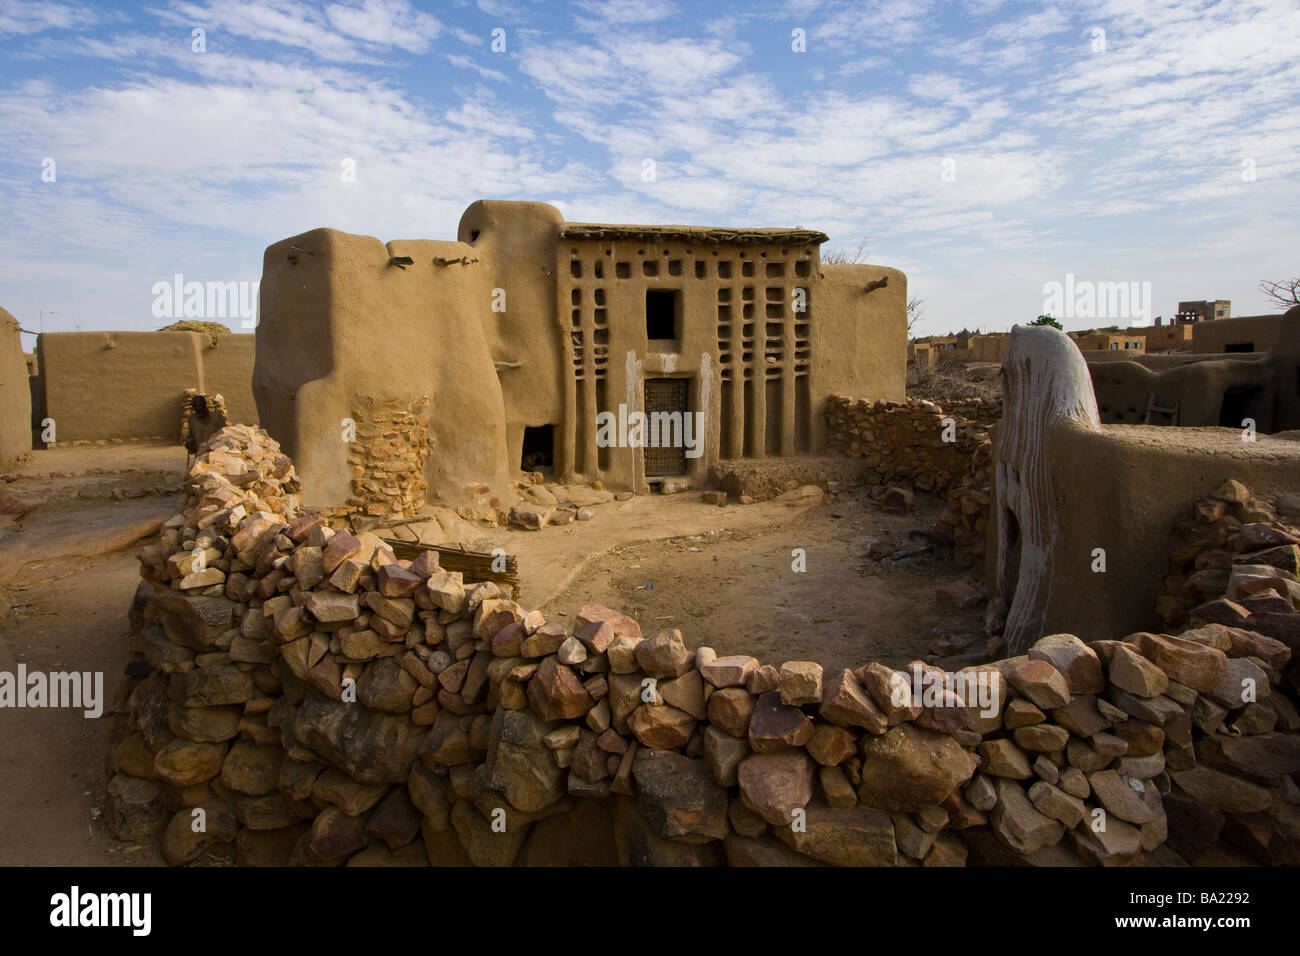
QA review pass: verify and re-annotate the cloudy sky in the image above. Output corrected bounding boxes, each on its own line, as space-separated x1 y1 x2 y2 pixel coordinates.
2 0 1298 350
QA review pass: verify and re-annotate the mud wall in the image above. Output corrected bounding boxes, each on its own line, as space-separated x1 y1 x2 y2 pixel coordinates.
107 425 1300 867
37 331 257 442
1194 315 1285 354
0 307 31 468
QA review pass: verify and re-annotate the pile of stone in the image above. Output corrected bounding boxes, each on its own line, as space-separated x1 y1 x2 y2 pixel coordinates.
825 394 988 494
1156 480 1300 686
106 427 1300 866
342 396 432 522
930 438 992 567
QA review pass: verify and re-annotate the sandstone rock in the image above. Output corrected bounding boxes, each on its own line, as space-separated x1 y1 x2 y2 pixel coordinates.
312 767 388 814
294 691 423 783
700 654 758 688
820 669 887 733
745 663 780 694
633 750 729 843
977 738 1032 779
1088 769 1153 824
1129 631 1228 693
364 787 423 850
806 724 857 766
176 663 256 707
634 630 693 678
483 708 565 814
659 669 708 719
774 797 897 866
748 691 815 753
1028 633 1103 694
1198 732 1300 782
857 723 977 812
106 773 168 840
778 661 823 706
1172 766 1273 813
527 657 594 722
706 687 754 737
154 738 227 788
990 777 1064 854
1028 780 1086 828
1008 659 1071 709
161 803 238 864
724 833 826 866
628 703 695 750
819 765 857 809
220 741 282 796
612 796 725 867
1013 723 1070 752
737 749 816 826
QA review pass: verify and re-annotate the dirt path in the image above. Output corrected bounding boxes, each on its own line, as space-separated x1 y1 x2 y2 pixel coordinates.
542 494 986 672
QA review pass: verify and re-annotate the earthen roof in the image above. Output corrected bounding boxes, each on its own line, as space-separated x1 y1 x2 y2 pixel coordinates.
558 222 829 246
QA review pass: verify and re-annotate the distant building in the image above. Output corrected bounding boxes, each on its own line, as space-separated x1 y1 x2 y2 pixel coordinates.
1070 330 1145 353
1174 299 1230 323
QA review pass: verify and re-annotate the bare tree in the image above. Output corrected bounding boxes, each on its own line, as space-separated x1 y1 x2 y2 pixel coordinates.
906 295 925 336
1258 277 1300 310
821 235 869 265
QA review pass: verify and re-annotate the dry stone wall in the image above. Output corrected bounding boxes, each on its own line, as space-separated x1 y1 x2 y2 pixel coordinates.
342 396 432 522
105 426 1300 866
825 394 994 568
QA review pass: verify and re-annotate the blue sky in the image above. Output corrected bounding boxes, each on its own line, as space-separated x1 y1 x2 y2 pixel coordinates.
2 0 1298 351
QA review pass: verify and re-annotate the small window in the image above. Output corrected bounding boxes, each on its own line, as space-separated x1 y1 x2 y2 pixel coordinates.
646 290 678 341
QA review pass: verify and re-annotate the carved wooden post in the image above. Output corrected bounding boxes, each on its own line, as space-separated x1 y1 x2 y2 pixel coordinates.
992 326 1100 655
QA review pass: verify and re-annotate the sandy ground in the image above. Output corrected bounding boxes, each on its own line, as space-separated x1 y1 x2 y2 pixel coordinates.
0 442 984 865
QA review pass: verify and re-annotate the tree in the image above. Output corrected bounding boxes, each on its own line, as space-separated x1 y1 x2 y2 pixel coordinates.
1258 277 1300 311
821 235 869 265
906 295 925 337
1029 314 1062 330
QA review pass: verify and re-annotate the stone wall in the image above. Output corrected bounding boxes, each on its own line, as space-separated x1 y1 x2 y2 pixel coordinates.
341 397 432 522
105 425 1300 866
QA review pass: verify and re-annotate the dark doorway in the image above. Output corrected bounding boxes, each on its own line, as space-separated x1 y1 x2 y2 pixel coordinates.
1224 342 1254 353
644 378 688 477
646 290 678 341
521 425 555 473
1218 386 1260 428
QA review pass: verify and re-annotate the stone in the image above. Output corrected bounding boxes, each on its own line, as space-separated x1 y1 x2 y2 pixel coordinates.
634 630 693 678
527 657 594 722
293 691 423 783
105 773 167 840
990 777 1064 854
725 833 826 867
169 703 242 743
322 531 361 573
703 726 750 787
161 803 238 864
706 687 754 737
154 738 227 788
856 662 918 724
1128 632 1228 693
304 590 360 624
737 749 816 826
576 603 642 641
1028 780 1085 827
1059 766 1090 799
1198 733 1300 782
628 703 695 750
612 796 725 867
556 636 587 665
1172 766 1273 814
1108 643 1170 697
748 691 815 753
176 663 256 707
775 798 897 866
1013 723 1070 752
633 750 729 843
1028 633 1103 693
1003 699 1045 728
857 723 977 812
819 669 887 733
935 579 984 609
1050 695 1111 738
700 654 758 688
819 765 858 809
745 664 780 694
1008 659 1071 709
659 669 708 720
806 724 857 766
1206 657 1270 710
357 658 418 712
220 741 282 796
778 661 823 705
1088 769 1153 824
312 768 388 814
978 738 1033 779
964 774 997 812
449 800 530 866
